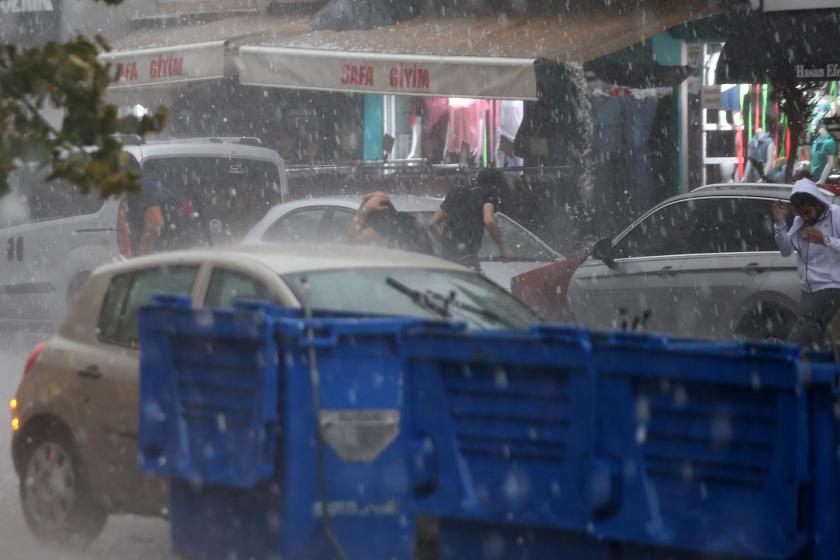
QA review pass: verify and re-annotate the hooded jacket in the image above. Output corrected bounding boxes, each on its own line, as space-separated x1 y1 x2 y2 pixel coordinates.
774 179 840 293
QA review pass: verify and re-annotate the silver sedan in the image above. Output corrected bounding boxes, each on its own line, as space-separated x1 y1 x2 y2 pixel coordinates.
242 194 564 290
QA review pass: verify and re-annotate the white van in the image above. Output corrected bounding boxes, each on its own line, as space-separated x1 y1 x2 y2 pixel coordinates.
0 137 287 331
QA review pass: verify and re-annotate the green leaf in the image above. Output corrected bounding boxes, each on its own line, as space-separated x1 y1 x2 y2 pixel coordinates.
0 23 165 199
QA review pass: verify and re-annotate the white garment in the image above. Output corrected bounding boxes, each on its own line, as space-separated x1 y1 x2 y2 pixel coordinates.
498 100 523 141
495 100 524 168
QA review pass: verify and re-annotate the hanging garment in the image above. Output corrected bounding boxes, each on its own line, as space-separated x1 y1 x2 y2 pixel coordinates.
496 100 524 167
744 131 773 182
445 98 481 156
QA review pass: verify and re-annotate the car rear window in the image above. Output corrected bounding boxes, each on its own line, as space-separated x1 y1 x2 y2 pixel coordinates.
142 157 283 247
3 166 105 225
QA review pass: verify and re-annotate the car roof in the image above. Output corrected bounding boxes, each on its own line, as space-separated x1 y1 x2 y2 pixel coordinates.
124 140 284 162
683 182 836 202
250 195 443 233
266 194 443 213
94 242 468 278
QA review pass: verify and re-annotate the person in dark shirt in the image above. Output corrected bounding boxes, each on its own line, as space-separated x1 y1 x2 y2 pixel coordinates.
427 168 512 270
123 157 174 256
346 191 434 255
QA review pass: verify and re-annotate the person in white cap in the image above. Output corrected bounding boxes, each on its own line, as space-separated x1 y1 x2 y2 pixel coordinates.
773 178 840 348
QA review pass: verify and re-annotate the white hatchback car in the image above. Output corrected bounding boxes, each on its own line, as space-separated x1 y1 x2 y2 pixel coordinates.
242 195 564 290
10 243 538 543
0 137 288 332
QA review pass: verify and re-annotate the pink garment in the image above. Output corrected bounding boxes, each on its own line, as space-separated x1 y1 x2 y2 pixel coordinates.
445 98 488 155
422 97 450 139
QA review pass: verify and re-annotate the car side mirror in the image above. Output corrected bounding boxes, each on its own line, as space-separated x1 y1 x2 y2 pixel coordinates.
591 238 616 267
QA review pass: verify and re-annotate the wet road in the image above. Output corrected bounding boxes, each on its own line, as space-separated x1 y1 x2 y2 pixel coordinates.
0 334 173 560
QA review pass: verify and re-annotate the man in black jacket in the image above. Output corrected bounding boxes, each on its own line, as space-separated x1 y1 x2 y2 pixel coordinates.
427 169 512 270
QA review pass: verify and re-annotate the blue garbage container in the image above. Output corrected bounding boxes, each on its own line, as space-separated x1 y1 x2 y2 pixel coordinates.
139 296 423 560
403 325 840 560
139 295 840 560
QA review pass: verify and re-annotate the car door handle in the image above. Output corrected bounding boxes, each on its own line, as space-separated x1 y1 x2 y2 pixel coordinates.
77 365 102 379
657 266 677 277
742 263 765 275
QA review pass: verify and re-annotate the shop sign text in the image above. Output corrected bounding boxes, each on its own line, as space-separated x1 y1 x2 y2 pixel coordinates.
0 0 54 13
117 62 139 82
341 64 374 86
388 64 430 90
149 55 185 79
340 62 432 91
795 64 840 79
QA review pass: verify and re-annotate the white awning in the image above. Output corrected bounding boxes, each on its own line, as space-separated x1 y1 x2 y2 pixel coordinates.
99 41 226 89
761 0 840 10
238 46 538 100
236 1 718 100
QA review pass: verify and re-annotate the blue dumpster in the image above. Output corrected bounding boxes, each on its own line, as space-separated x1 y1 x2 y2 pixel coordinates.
139 295 840 560
589 332 839 560
404 326 840 560
139 295 281 488
139 296 425 560
403 324 595 530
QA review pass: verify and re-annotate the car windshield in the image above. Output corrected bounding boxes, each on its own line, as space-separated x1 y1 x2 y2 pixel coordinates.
281 267 539 330
480 214 557 261
407 210 557 261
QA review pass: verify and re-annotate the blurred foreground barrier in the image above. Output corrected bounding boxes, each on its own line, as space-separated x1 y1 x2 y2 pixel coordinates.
139 296 840 560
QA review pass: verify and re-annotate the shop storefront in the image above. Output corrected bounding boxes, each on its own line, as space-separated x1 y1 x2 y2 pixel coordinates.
233 1 710 201
703 8 840 186
95 0 723 250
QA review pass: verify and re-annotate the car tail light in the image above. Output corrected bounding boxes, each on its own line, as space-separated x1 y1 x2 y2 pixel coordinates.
23 340 49 376
117 199 133 258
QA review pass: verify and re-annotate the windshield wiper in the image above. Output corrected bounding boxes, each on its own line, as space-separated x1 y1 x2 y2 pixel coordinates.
386 276 514 328
423 290 515 328
385 277 450 319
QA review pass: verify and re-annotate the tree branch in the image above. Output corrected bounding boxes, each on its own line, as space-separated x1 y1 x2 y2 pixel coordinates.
16 95 62 139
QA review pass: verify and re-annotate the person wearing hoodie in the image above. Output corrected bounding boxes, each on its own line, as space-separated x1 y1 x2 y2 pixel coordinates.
773 178 840 348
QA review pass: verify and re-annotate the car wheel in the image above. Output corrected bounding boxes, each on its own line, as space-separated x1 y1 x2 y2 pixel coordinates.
735 305 795 342
19 424 107 544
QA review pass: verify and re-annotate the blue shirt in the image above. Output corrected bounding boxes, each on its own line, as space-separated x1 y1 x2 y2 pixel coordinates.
811 135 837 180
